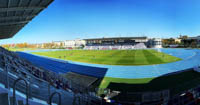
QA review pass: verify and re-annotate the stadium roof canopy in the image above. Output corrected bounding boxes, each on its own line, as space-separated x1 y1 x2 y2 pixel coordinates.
0 0 54 39
84 36 148 41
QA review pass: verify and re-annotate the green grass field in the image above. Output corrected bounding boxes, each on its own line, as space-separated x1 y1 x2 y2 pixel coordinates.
32 49 181 65
99 70 200 96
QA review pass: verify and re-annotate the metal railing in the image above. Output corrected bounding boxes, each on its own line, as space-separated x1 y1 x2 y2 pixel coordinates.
49 92 61 105
0 65 104 105
13 78 29 105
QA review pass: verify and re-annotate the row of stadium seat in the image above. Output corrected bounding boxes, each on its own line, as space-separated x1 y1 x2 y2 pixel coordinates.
17 52 108 78
84 43 147 50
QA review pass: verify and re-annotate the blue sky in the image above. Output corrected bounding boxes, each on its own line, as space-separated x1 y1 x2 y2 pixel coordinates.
1 0 200 44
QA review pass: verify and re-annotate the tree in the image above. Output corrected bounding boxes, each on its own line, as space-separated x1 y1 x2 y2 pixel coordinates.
191 41 197 48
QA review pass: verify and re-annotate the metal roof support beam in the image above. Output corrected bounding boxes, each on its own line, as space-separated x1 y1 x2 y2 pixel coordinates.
23 0 33 16
0 15 36 20
6 0 11 16
0 7 45 12
14 0 22 16
37 0 43 6
18 0 22 7
7 0 11 8
0 15 35 20
0 21 29 26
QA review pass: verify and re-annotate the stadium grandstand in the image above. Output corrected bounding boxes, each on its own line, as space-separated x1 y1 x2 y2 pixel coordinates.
84 37 162 50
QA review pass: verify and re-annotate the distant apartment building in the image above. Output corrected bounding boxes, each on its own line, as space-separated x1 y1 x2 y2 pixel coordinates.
162 38 182 48
64 39 86 48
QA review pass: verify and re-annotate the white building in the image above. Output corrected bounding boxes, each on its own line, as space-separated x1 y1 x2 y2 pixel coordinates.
64 39 86 48
148 38 162 48
52 41 64 48
53 41 64 46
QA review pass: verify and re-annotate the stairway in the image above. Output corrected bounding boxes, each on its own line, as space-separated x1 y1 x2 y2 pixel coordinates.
0 92 42 105
0 93 9 105
0 92 26 105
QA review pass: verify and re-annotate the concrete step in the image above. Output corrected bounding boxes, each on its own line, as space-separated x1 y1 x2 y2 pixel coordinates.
18 100 24 105
9 96 15 105
0 93 9 105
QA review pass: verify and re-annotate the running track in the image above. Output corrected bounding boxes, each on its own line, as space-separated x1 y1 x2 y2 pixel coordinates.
17 49 200 79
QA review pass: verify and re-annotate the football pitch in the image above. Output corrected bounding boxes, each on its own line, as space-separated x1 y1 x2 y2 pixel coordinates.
32 49 181 66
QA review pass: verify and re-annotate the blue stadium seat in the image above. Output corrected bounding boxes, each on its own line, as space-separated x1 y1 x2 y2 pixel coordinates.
16 52 108 78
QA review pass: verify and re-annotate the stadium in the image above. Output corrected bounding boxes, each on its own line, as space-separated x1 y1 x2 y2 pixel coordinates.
1 0 200 105
15 42 200 105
